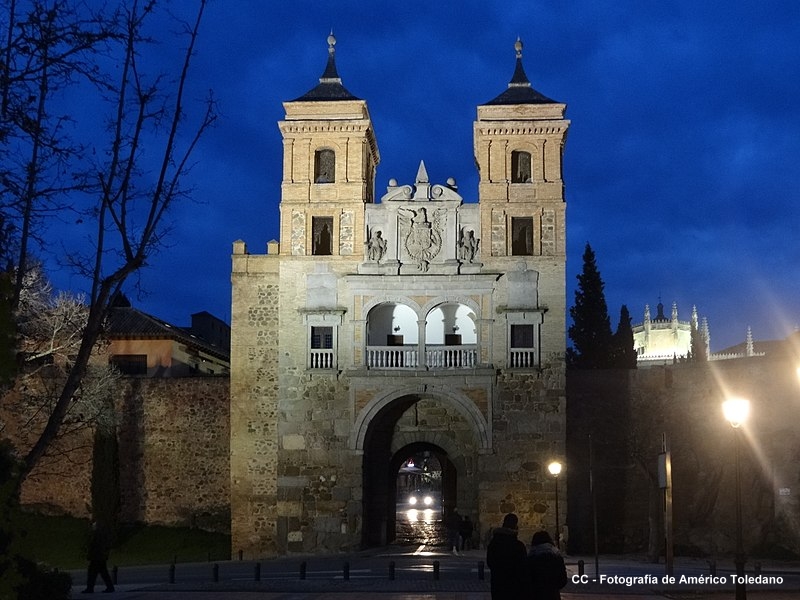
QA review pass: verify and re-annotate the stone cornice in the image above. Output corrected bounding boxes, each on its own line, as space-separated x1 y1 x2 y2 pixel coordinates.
475 125 569 136
279 122 373 134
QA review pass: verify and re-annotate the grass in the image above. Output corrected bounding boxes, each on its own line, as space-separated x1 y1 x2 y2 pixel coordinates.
14 511 231 570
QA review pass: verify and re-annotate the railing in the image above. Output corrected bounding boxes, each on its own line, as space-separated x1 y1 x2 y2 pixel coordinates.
309 349 335 369
509 349 537 368
426 345 478 369
366 346 419 369
366 345 477 370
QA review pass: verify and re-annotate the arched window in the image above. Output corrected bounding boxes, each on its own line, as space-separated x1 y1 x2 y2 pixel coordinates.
511 150 532 183
314 149 335 183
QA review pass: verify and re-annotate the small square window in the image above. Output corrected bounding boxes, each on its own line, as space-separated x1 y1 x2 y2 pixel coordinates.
510 324 534 348
311 326 333 349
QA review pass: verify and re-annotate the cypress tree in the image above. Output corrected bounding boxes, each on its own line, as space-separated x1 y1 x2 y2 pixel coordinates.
567 243 613 368
612 304 637 368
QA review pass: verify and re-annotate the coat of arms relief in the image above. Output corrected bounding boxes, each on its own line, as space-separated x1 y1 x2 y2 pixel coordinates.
398 206 446 272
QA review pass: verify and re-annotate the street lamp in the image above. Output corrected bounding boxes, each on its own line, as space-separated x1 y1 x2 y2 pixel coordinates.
548 461 562 550
723 397 750 600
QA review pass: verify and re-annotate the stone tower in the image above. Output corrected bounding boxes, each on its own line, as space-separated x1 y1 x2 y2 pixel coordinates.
230 36 569 557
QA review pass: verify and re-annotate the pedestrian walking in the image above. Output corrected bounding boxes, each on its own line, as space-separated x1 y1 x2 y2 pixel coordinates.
82 521 115 594
486 512 527 599
527 530 567 599
460 515 475 550
446 507 462 555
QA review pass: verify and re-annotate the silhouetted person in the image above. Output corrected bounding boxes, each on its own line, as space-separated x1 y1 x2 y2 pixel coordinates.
527 530 567 599
446 507 462 555
82 521 114 593
486 513 527 599
460 515 474 550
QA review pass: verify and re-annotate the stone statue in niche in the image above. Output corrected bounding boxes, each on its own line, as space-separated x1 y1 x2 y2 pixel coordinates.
398 206 445 272
366 229 387 262
459 229 479 263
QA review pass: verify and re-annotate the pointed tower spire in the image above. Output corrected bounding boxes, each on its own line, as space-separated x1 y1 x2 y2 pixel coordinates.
485 38 557 105
746 326 754 357
702 317 711 357
293 32 359 101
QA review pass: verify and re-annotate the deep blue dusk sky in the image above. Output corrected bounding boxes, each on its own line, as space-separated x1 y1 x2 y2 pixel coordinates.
48 1 800 352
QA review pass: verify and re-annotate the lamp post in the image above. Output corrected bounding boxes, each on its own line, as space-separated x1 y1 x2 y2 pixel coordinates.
548 461 562 549
723 397 750 600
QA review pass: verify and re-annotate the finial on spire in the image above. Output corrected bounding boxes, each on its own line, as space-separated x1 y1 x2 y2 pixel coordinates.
327 30 336 54
514 37 523 58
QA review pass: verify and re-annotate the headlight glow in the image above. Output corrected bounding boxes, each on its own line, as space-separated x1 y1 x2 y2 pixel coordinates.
409 496 417 505
424 495 433 506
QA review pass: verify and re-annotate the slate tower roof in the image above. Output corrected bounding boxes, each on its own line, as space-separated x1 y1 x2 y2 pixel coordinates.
484 38 558 105
293 32 360 101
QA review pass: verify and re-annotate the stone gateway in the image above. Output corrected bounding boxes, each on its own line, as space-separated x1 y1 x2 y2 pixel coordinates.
229 36 569 556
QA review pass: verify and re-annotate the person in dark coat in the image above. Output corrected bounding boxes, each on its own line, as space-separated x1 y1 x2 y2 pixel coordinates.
446 507 463 555
82 521 114 593
459 515 474 550
486 513 528 599
527 530 567 600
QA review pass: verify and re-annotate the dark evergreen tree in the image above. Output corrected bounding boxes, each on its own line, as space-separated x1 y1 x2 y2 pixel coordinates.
567 243 613 368
612 304 637 368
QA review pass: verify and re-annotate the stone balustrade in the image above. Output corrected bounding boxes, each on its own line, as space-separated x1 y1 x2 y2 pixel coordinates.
364 345 478 370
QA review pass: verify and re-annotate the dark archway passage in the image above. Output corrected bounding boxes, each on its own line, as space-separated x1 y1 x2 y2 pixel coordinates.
392 442 457 547
360 393 479 548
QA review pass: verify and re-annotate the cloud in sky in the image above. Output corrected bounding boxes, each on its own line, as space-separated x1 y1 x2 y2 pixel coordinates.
42 0 800 352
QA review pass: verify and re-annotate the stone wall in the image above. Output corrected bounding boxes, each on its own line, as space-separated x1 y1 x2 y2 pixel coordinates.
4 376 230 533
567 356 800 558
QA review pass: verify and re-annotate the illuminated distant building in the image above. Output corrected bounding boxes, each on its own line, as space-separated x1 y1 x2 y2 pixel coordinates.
632 301 708 365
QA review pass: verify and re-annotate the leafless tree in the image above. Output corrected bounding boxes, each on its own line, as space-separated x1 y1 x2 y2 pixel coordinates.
6 0 215 482
1 0 117 308
2 265 120 463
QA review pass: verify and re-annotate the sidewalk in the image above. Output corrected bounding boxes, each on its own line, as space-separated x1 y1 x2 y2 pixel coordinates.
69 549 800 599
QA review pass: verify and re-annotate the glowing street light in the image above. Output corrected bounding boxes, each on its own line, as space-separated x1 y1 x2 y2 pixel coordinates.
548 461 563 549
723 397 750 429
722 397 750 600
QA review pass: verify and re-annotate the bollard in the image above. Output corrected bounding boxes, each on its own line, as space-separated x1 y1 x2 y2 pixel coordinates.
709 560 716 576
169 563 175 584
255 562 261 582
343 561 350 581
213 563 219 583
433 560 440 580
478 560 485 580
299 561 307 580
389 560 395 580
112 565 118 585
578 560 584 576
238 549 243 561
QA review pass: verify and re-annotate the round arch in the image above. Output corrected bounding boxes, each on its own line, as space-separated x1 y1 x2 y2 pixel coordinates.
351 384 491 453
362 295 423 318
420 295 481 319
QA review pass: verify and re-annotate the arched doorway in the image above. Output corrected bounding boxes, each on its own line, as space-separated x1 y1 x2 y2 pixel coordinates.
392 442 456 547
359 392 484 547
